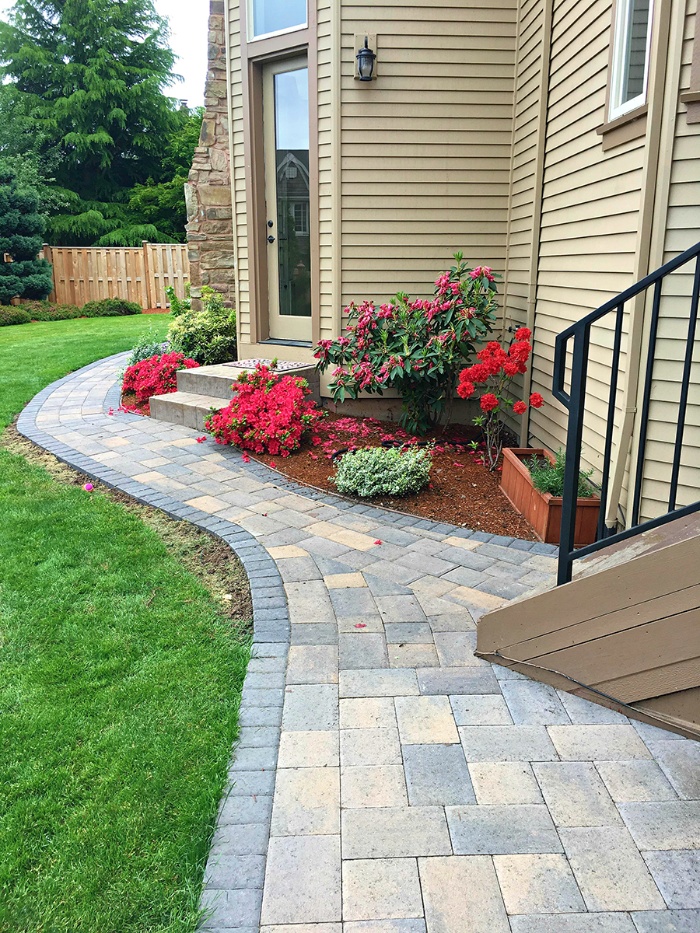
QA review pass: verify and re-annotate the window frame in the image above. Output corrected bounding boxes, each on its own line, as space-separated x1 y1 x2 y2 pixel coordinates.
248 0 308 43
609 0 655 122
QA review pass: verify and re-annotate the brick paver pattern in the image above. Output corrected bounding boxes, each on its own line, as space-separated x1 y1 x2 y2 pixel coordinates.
19 354 700 933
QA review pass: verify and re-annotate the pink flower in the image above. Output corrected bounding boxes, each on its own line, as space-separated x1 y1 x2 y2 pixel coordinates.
83 483 94 492
374 540 382 546
196 436 206 443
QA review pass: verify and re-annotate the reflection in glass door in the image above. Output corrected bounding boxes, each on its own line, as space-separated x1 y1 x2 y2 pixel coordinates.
263 59 311 342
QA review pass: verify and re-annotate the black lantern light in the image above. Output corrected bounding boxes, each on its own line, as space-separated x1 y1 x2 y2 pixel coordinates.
356 36 376 82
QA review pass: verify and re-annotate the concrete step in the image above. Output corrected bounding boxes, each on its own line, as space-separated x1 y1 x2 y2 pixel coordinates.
149 392 226 432
176 360 321 401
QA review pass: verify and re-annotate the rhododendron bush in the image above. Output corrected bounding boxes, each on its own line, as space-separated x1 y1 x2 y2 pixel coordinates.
457 328 544 470
121 352 199 413
205 364 325 457
314 253 500 435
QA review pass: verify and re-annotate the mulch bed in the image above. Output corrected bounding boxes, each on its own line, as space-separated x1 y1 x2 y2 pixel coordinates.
251 414 538 540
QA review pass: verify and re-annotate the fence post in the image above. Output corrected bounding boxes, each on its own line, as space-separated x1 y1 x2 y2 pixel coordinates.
42 243 57 302
142 240 153 310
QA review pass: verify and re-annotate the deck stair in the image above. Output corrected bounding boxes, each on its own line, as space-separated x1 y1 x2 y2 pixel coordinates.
149 359 319 431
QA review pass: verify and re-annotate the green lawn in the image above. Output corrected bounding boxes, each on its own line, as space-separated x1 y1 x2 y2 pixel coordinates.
0 316 252 932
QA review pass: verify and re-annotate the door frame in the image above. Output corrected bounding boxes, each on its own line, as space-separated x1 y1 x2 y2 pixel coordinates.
240 2 320 347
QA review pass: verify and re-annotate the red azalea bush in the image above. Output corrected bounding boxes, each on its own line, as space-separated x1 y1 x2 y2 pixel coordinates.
205 364 325 457
314 253 500 436
457 327 544 470
121 352 199 412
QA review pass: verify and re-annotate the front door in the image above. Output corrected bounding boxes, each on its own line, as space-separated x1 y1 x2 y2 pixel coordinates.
263 58 312 342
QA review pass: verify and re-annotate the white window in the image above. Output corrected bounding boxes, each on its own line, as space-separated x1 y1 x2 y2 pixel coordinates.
250 0 307 40
293 202 309 235
609 0 654 121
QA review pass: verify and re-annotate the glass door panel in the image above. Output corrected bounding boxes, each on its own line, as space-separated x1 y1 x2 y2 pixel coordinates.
264 59 311 342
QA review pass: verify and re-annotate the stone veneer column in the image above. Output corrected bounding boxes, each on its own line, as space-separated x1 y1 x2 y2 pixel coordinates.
185 0 236 309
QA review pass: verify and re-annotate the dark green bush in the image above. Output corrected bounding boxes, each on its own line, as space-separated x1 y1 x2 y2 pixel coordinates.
81 298 142 317
23 301 83 321
527 449 597 499
0 306 31 326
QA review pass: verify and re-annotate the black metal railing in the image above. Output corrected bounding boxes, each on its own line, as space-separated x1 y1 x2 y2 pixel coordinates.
553 241 700 585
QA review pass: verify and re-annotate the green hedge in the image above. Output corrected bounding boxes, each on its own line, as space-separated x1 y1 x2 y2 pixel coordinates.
0 298 144 327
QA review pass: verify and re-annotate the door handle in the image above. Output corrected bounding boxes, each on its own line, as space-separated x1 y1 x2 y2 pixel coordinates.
267 235 275 244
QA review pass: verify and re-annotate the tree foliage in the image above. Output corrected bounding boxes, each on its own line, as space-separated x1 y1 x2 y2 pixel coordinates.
0 1 203 246
0 170 54 303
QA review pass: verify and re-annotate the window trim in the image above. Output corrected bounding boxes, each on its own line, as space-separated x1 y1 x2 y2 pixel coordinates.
680 3 700 124
608 0 655 123
248 0 308 43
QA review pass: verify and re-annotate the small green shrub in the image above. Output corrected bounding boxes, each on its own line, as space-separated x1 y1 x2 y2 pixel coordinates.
165 283 191 317
126 326 168 367
81 298 142 317
168 293 237 365
332 446 432 498
23 301 83 321
527 448 596 499
0 306 31 326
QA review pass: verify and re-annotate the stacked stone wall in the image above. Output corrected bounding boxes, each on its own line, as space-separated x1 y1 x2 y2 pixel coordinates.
185 0 235 308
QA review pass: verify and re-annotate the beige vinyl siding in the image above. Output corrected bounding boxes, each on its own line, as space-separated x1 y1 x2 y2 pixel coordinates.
338 1 517 315
227 0 248 343
640 0 700 520
504 0 546 332
528 0 645 478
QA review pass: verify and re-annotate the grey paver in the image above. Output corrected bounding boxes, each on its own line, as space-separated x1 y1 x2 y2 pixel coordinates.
218 794 274 826
419 855 510 933
375 594 427 623
447 804 562 855
557 691 629 724
469 762 543 805
459 725 558 762
261 835 341 925
450 694 513 725
204 854 267 890
342 765 408 808
342 806 452 858
510 916 636 933
384 622 434 643
388 643 440 668
433 632 486 667
548 725 652 761
533 762 621 826
493 854 585 914
631 909 700 932
286 645 338 685
341 727 402 767
619 801 700 849
342 858 424 922
339 633 389 670
282 684 339 731
642 850 700 909
403 744 474 806
340 669 420 698
291 623 339 645
417 667 501 695
648 740 700 799
343 922 426 933
501 681 571 725
199 888 263 929
595 760 678 803
560 826 665 911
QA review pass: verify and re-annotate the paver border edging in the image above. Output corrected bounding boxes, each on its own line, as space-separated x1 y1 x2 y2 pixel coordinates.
15 352 290 932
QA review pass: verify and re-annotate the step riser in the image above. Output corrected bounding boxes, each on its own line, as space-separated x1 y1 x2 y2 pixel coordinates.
177 369 237 400
150 395 225 432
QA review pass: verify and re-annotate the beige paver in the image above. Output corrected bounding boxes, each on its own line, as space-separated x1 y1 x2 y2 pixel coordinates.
419 855 510 933
388 644 439 668
270 768 340 836
493 854 586 914
394 696 459 745
533 762 621 827
325 572 367 588
340 728 402 767
342 806 452 859
268 545 309 559
469 762 543 805
547 725 651 761
340 697 397 730
261 835 341 925
278 731 339 769
343 858 424 922
286 646 338 685
342 765 408 809
183 494 231 513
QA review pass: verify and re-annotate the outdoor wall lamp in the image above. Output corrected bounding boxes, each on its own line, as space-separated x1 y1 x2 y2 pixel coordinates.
355 36 377 81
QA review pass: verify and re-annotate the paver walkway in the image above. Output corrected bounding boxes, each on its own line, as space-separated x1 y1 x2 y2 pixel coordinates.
18 353 700 933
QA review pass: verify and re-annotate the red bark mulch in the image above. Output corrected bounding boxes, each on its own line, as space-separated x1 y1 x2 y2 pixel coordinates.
251 414 538 540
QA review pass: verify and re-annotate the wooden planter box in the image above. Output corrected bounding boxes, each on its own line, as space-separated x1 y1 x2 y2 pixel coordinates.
500 448 600 547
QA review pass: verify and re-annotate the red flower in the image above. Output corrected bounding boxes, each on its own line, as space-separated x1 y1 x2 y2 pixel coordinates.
529 392 544 408
457 379 475 399
512 400 527 415
196 436 207 443
514 326 531 341
480 393 499 413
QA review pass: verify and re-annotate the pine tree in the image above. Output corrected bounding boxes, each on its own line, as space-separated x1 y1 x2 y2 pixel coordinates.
0 171 53 304
0 1 178 203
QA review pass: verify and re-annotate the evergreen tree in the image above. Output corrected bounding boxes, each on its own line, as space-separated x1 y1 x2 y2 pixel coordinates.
0 171 53 304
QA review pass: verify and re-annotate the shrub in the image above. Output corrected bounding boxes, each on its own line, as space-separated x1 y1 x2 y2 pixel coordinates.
527 449 596 499
165 283 191 317
314 253 499 436
81 298 142 317
0 306 31 326
22 301 83 321
168 299 237 365
457 329 543 470
205 364 324 457
126 327 168 367
332 446 432 498
121 352 199 409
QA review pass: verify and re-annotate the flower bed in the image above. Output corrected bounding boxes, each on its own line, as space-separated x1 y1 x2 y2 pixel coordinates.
121 352 199 415
246 413 538 539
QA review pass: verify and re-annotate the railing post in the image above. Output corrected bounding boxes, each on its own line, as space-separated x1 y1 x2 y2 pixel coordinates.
557 325 590 585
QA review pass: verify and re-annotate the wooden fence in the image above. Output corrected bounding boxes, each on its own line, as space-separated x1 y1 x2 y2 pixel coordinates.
42 242 190 310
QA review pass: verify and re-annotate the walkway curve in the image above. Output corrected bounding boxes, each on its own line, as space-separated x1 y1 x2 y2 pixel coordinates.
18 354 699 933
